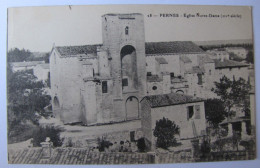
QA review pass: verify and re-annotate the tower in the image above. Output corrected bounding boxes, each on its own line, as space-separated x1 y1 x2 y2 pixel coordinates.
102 13 146 121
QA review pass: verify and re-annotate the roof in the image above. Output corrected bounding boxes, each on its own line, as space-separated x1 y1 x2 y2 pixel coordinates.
147 75 162 82
10 61 45 67
54 41 204 57
155 57 168 64
55 45 102 56
8 147 151 164
180 55 192 63
200 55 215 63
145 41 204 55
186 66 205 74
214 59 249 69
36 63 49 69
141 93 204 108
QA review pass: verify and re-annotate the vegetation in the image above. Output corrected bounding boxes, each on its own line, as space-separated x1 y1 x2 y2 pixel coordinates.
153 117 180 149
212 76 250 119
7 48 47 62
246 50 254 64
32 126 63 147
97 137 111 152
7 63 51 143
204 99 226 128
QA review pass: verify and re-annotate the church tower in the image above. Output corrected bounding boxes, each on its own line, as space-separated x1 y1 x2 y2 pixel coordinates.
102 13 146 121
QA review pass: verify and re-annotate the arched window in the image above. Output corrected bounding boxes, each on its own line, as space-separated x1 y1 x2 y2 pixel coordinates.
125 26 129 35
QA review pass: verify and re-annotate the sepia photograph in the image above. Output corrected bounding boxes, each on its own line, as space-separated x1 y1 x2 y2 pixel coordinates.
6 5 256 164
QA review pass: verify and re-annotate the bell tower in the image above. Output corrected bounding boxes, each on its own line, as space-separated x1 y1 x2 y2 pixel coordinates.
102 13 146 121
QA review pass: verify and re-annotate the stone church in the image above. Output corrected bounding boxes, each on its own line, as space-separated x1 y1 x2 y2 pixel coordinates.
49 13 249 128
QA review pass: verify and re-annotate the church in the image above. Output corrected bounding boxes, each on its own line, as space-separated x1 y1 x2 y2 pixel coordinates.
49 13 249 128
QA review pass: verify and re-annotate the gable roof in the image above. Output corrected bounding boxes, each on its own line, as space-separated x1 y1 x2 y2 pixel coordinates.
180 55 192 63
55 45 102 56
145 41 204 55
54 41 204 57
155 57 168 64
141 93 204 108
214 59 249 69
8 147 151 164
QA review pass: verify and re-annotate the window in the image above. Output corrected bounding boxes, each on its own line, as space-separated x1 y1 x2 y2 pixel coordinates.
195 105 201 119
187 106 194 120
197 74 203 85
102 81 108 93
209 70 211 75
147 72 152 76
152 86 157 90
130 131 135 142
125 26 129 35
122 78 128 87
170 73 175 78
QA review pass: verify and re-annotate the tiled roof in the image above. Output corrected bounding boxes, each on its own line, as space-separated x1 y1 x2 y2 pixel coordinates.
9 147 151 164
142 93 204 108
147 75 162 82
214 59 249 69
155 57 168 64
200 55 215 63
185 66 205 74
145 41 204 55
55 41 204 57
180 55 192 63
55 45 102 56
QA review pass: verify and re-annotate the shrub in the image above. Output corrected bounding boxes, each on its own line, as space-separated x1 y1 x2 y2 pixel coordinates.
97 137 111 152
153 117 180 149
137 138 146 152
32 126 62 147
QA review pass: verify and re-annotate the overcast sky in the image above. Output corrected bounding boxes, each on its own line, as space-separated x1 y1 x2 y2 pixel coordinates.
8 5 253 52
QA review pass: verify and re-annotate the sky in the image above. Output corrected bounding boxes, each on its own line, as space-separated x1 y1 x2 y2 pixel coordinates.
7 5 253 52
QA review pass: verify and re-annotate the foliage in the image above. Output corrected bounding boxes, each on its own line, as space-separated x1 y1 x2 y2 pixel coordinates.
246 50 254 64
205 99 227 128
7 48 32 62
97 137 111 152
213 76 250 119
44 52 50 63
153 117 180 149
137 138 146 152
200 138 211 157
32 126 63 147
7 63 51 142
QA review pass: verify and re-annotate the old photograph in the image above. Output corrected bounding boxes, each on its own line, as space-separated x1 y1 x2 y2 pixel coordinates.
7 5 256 164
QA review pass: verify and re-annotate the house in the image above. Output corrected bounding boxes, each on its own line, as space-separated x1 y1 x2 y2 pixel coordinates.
140 93 206 150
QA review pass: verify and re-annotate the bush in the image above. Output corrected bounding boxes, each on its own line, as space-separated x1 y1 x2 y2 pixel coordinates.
97 137 111 152
153 117 180 149
137 138 146 152
32 126 63 147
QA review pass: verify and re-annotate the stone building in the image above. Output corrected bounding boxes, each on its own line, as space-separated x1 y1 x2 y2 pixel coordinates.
140 93 206 150
49 13 251 128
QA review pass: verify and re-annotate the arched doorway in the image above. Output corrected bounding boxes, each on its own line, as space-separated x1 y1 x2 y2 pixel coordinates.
125 96 139 120
53 96 60 118
120 45 138 92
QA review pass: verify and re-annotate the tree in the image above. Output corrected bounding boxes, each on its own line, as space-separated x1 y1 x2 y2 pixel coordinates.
153 117 180 149
246 51 254 64
7 48 32 62
204 99 226 128
213 76 250 120
7 63 51 142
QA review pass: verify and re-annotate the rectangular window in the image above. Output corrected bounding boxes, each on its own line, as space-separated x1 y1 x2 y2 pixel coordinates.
102 81 108 93
195 105 201 119
197 74 203 85
147 72 152 76
187 106 194 120
170 72 175 78
122 78 128 87
130 131 135 142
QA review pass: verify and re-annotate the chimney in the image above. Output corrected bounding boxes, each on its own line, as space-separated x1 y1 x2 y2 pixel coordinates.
40 137 52 158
